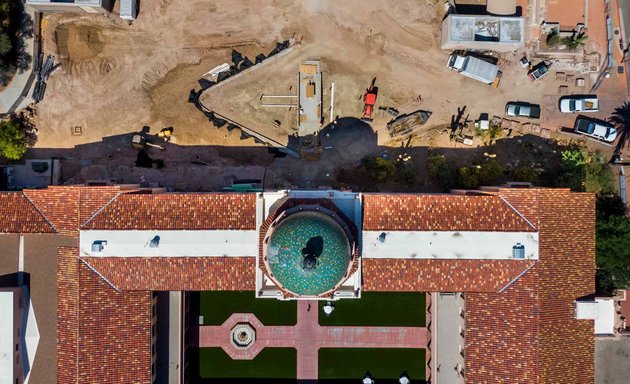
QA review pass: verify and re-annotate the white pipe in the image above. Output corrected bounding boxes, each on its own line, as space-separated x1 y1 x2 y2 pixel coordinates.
329 81 335 123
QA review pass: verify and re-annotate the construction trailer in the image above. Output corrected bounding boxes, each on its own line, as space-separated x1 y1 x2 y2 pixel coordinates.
26 0 112 13
441 14 524 52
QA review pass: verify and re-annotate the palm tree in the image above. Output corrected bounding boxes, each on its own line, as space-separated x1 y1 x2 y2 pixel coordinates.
608 101 630 163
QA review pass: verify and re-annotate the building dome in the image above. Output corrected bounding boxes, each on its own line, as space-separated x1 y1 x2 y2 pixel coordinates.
265 210 352 296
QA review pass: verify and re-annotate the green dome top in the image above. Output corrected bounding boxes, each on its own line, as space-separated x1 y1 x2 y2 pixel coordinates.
267 211 351 296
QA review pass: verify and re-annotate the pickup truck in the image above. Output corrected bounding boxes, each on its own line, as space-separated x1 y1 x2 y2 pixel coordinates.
559 95 599 113
505 102 541 119
447 53 500 85
527 62 550 81
574 117 617 142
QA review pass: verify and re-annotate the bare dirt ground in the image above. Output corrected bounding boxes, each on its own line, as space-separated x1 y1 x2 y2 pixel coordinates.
29 0 627 189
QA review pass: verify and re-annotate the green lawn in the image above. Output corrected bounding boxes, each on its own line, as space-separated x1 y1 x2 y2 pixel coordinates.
192 291 297 326
196 348 296 379
319 348 425 381
318 292 426 327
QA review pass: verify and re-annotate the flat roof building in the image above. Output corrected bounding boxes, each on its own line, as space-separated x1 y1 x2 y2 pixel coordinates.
441 14 525 52
26 0 111 13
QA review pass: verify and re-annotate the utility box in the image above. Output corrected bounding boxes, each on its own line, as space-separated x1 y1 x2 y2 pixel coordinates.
120 0 137 21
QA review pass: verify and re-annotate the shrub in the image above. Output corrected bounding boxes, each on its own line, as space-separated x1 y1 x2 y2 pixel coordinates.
457 166 479 189
477 159 504 186
361 156 395 182
427 154 458 191
512 166 538 184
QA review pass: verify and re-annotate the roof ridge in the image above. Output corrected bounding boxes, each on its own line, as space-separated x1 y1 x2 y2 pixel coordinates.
21 190 58 233
498 260 538 292
498 195 537 231
78 256 121 292
80 191 125 229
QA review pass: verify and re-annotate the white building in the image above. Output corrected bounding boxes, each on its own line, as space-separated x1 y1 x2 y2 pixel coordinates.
441 14 525 52
26 0 112 14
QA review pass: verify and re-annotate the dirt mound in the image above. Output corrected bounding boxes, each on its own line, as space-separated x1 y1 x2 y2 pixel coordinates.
55 24 105 65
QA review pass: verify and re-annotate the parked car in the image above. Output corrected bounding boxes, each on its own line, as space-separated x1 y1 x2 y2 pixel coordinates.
505 102 541 119
559 95 599 113
573 117 617 142
527 62 550 81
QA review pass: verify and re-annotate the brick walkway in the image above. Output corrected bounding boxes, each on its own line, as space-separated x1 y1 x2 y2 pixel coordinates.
194 300 429 381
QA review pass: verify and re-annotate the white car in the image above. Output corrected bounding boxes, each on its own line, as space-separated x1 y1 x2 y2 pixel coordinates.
574 117 617 143
559 96 599 113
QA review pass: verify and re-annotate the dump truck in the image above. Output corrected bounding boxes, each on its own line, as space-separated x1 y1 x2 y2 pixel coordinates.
447 53 500 85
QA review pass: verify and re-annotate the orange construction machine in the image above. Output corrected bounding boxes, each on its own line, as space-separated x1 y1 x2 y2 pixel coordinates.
361 79 378 121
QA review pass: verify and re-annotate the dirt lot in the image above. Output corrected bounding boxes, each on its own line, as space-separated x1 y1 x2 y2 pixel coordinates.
30 0 627 189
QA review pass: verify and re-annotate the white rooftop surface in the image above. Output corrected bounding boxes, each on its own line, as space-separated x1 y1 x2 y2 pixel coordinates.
575 298 615 335
362 231 538 259
0 292 15 384
79 230 258 257
446 15 524 43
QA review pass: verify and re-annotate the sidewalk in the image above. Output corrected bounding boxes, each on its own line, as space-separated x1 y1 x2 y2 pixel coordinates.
0 6 39 117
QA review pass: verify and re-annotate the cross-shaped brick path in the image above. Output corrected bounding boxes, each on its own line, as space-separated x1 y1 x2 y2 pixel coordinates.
192 300 428 381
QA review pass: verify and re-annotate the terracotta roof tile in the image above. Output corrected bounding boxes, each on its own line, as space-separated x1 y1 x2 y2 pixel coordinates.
57 246 153 384
536 190 595 384
81 256 255 291
82 193 256 230
0 192 54 233
362 194 535 231
25 186 122 237
77 260 152 384
362 259 535 292
465 263 540 383
462 188 595 383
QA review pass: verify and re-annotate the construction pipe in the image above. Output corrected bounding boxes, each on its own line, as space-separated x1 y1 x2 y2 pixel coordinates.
261 94 298 98
261 103 297 107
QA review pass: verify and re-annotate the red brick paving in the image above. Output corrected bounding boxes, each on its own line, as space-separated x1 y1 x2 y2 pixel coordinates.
194 300 428 381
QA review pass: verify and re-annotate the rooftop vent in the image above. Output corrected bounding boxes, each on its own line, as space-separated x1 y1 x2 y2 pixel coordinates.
378 232 387 243
91 240 107 253
148 236 160 248
512 243 525 258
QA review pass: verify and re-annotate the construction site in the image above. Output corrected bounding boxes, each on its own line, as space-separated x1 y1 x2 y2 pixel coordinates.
14 0 628 190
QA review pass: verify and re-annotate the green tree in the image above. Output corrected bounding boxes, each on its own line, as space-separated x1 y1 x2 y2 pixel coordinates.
427 154 458 191
457 166 479 189
562 30 588 49
477 159 504 186
512 166 538 184
0 118 28 160
361 156 395 182
596 196 630 292
609 101 630 162
0 29 10 56
584 151 614 193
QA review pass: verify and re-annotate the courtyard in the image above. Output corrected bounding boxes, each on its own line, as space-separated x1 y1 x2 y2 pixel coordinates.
188 291 428 383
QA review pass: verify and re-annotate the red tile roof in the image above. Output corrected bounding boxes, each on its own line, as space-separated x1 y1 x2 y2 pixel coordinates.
77 261 152 384
57 246 153 384
0 192 54 233
535 190 595 384
465 264 540 383
362 259 535 292
82 193 256 230
362 194 535 232
461 188 595 384
81 256 255 291
25 186 122 237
